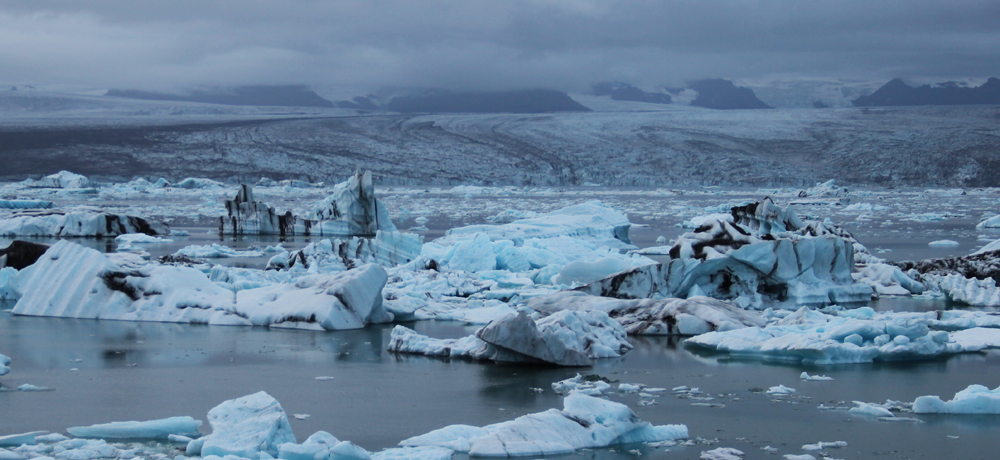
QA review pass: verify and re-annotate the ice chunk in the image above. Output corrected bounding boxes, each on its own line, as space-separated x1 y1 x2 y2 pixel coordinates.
278 431 370 460
912 384 1000 414
525 291 765 335
442 201 632 245
782 455 816 460
174 244 264 259
16 384 50 392
67 416 202 440
799 372 833 381
801 441 846 450
0 209 166 237
0 431 45 447
115 234 173 244
700 447 744 460
371 446 453 460
976 215 1000 229
201 391 296 458
928 240 959 248
33 171 90 189
400 392 687 456
387 325 488 359
849 401 894 418
236 264 389 330
476 310 632 366
766 385 796 395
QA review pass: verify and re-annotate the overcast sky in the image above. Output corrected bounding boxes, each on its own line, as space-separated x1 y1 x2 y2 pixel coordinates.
2 0 999 96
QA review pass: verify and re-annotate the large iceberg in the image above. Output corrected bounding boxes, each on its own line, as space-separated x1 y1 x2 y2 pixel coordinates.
0 208 166 237
580 198 872 308
388 309 632 366
526 291 765 335
67 416 203 440
912 384 1000 414
220 171 397 237
200 392 296 458
685 307 995 364
399 392 687 456
10 240 389 330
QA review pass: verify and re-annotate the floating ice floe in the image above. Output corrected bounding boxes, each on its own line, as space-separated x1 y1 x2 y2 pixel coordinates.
685 306 1000 364
912 384 1000 414
388 309 632 366
0 200 54 210
175 244 266 259
0 431 45 447
581 198 872 308
372 446 453 460
525 291 764 335
115 233 173 244
852 263 924 297
849 401 895 418
438 201 633 247
220 171 397 237
67 416 203 440
550 374 614 396
799 372 833 381
976 215 1000 229
10 240 390 330
399 392 688 457
766 385 796 395
700 447 745 460
0 208 167 237
801 440 846 450
928 240 960 248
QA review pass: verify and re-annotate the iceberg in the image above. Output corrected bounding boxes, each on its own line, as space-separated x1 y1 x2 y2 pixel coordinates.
175 244 265 259
267 232 422 272
200 391 296 459
11 241 389 330
31 171 91 189
976 215 1000 229
399 392 687 456
389 309 632 366
685 307 983 364
0 209 166 237
66 416 202 440
700 447 745 460
278 431 370 460
525 291 765 335
220 171 397 237
913 384 1000 414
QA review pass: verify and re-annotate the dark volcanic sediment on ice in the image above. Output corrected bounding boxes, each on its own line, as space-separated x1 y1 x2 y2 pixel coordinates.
1 105 999 186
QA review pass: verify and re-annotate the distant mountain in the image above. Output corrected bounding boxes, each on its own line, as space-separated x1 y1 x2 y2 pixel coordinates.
384 89 590 113
853 78 1000 107
687 79 772 110
592 82 672 104
106 85 334 108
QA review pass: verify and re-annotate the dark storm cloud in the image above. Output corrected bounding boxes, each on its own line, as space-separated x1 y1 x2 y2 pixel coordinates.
2 0 998 93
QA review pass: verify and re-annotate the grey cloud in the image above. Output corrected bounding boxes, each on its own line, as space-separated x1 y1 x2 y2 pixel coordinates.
1 0 998 94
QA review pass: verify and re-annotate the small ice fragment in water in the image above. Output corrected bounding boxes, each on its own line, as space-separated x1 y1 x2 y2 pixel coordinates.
800 372 834 381
315 376 335 381
766 385 796 395
849 401 894 418
802 441 847 450
293 414 310 420
700 447 744 459
17 384 51 392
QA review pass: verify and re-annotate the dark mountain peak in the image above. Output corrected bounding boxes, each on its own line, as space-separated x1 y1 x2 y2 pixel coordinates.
853 77 1000 107
592 82 671 104
106 85 334 108
686 79 772 110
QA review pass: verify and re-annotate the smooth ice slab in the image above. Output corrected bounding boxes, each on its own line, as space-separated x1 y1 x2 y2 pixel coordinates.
67 416 203 440
400 392 687 457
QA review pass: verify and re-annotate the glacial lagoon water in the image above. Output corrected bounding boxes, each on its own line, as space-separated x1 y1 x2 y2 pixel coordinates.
3 187 1000 459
